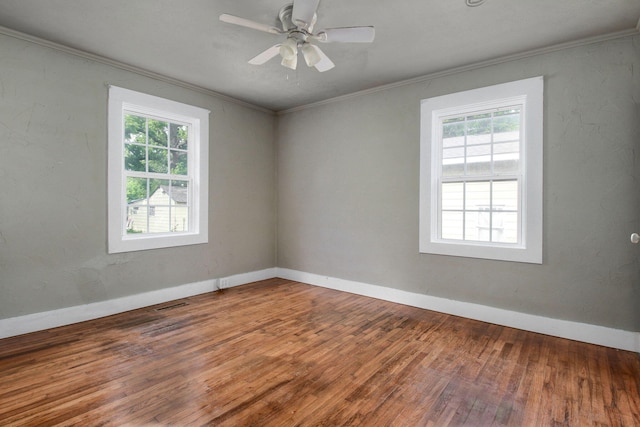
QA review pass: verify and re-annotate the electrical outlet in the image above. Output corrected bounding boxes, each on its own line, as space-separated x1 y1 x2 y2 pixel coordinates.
220 278 230 289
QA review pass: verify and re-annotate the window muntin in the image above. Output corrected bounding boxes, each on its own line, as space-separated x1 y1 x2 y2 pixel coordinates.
123 113 191 236
108 86 209 254
438 106 521 245
440 179 519 243
419 77 543 264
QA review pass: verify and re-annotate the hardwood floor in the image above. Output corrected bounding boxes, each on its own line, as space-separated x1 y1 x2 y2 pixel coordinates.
1 278 638 426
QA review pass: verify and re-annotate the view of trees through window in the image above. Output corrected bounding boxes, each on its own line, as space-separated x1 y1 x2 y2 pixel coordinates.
123 113 190 234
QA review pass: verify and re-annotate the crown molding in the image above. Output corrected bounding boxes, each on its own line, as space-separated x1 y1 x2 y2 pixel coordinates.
0 21 637 117
0 25 275 115
277 27 640 115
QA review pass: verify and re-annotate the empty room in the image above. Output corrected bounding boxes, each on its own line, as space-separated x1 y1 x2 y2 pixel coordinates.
0 0 639 425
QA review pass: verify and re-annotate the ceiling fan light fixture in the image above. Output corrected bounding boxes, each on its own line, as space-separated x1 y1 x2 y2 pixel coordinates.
221 0 376 73
279 37 298 60
301 43 321 67
281 54 298 70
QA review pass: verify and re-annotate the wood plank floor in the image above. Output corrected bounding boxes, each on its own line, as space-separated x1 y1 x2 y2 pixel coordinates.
1 278 639 426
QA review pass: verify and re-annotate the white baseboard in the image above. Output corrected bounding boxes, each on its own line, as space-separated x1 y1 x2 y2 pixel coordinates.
2 266 638 353
0 268 276 339
276 268 640 353
221 267 278 289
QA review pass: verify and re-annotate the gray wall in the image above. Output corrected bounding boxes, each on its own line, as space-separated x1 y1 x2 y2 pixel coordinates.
1 30 638 334
0 33 276 319
277 35 640 332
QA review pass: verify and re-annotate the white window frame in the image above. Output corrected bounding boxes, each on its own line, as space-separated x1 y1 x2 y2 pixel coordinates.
108 86 209 253
419 76 543 263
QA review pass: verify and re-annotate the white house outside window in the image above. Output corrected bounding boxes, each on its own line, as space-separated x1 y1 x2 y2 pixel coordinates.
108 86 209 253
419 77 543 263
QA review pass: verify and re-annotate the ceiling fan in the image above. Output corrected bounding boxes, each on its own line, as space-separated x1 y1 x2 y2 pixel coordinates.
219 0 375 72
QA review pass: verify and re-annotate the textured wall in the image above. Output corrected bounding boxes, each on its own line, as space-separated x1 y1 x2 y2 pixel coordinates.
277 35 640 331
1 30 638 333
0 34 276 319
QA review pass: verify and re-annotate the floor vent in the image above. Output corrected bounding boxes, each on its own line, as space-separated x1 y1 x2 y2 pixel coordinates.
153 301 189 312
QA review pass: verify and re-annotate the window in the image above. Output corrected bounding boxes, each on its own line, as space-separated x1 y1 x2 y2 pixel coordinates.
419 77 543 263
108 86 209 253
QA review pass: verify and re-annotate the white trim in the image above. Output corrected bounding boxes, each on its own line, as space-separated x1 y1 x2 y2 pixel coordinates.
219 268 278 289
419 77 543 264
0 23 635 116
107 86 210 253
0 25 274 115
275 268 640 353
0 268 276 339
2 267 637 352
277 28 639 115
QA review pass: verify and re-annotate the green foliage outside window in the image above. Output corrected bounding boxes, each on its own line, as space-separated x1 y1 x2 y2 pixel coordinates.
442 108 520 139
124 113 188 202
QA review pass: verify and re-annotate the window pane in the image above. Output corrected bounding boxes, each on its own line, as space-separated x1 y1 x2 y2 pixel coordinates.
124 144 146 172
493 141 519 155
443 135 464 148
148 206 170 233
442 163 465 177
466 115 491 146
126 177 147 204
170 123 188 150
443 118 465 149
494 130 519 143
172 206 189 232
465 211 490 242
442 182 463 210
467 132 491 145
170 150 188 175
497 212 519 243
493 180 518 211
124 114 146 144
148 119 168 147
465 181 490 209
466 115 492 145
149 179 170 204
127 205 148 234
466 144 491 158
148 147 168 173
466 144 492 176
466 161 492 176
494 159 519 174
494 141 519 174
443 119 465 137
474 209 515 243
443 146 464 160
170 180 189 205
441 211 463 240
493 111 520 142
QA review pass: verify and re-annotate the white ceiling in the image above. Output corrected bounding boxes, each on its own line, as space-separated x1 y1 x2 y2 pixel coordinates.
0 0 638 112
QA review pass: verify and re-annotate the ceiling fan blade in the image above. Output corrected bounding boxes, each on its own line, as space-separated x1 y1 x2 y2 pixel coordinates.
219 14 283 35
248 44 282 65
309 45 335 72
315 26 375 43
292 0 320 28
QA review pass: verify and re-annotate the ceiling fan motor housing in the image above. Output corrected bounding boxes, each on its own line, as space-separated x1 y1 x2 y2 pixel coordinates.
279 3 316 33
279 4 295 31
220 0 373 72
